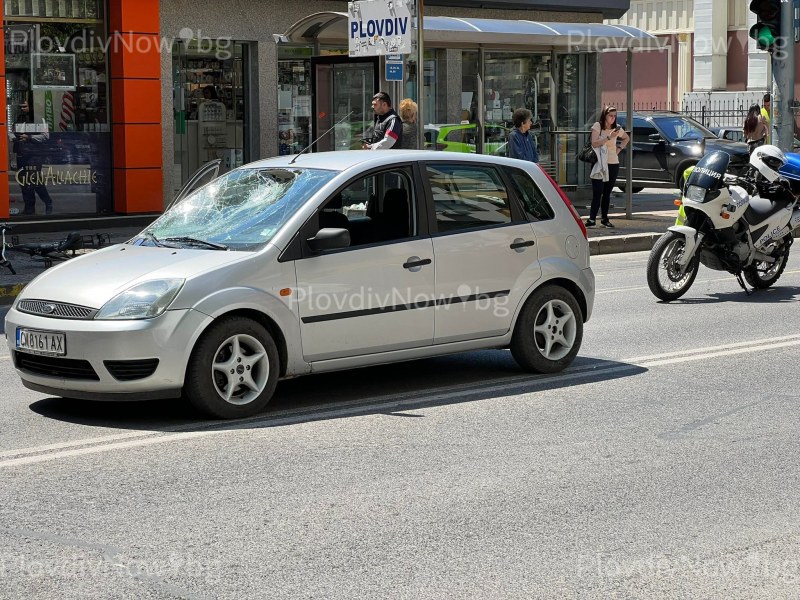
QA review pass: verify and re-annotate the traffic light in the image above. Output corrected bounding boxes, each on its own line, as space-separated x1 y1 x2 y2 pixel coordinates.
749 0 780 51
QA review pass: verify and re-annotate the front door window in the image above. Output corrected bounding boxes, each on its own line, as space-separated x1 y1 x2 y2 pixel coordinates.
295 166 434 361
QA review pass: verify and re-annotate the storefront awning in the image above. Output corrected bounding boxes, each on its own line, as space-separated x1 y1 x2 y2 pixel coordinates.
281 12 664 51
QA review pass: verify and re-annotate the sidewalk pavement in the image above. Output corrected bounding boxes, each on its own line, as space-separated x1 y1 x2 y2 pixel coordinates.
0 188 680 305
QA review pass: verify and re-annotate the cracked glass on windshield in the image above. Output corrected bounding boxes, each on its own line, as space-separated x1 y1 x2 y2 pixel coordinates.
137 167 337 251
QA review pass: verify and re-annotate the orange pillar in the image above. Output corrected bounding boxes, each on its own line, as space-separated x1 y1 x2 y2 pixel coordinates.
0 0 9 219
109 0 163 214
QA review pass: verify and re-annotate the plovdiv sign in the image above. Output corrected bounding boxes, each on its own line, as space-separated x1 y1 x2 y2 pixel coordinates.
348 0 413 57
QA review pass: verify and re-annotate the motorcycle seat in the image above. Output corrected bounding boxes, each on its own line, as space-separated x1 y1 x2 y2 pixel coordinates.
744 195 793 225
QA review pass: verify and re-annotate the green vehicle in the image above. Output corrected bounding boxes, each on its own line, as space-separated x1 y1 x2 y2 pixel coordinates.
424 123 510 155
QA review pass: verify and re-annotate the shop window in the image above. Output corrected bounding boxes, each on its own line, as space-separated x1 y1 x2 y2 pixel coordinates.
173 39 248 191
277 47 311 156
484 52 551 159
4 0 111 218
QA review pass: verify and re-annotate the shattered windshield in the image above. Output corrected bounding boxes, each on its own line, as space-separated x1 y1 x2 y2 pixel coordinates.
135 167 337 251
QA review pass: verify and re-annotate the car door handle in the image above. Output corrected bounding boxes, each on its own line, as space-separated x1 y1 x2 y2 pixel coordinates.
403 257 432 269
509 239 535 250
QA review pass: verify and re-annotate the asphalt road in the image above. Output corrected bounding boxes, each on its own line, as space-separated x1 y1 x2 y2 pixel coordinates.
1 252 800 599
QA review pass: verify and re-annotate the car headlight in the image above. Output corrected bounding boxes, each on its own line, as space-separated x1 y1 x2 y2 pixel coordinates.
95 279 184 320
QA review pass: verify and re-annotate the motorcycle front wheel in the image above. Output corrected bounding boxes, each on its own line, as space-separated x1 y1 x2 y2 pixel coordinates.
743 235 792 289
647 231 700 301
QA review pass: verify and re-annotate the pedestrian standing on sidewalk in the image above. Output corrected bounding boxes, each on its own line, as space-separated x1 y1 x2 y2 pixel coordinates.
586 105 629 228
508 108 539 163
363 91 403 150
398 98 418 149
761 94 771 144
743 104 768 155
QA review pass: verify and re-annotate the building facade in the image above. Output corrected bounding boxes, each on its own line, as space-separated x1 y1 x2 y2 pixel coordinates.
1 0 635 220
604 0 781 108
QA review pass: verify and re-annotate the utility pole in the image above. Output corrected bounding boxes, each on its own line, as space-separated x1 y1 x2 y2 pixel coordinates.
415 0 424 149
773 0 795 150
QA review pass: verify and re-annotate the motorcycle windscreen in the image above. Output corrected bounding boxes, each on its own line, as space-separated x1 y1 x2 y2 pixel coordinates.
685 151 730 192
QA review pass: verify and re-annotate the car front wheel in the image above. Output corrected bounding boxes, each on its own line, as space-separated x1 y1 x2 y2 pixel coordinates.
184 316 280 419
510 285 583 373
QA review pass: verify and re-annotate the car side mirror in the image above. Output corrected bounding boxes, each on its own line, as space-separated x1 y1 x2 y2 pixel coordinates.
306 228 351 252
648 133 665 143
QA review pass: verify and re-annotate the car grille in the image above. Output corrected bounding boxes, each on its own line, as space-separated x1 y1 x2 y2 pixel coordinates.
17 299 97 320
104 359 159 381
14 352 99 381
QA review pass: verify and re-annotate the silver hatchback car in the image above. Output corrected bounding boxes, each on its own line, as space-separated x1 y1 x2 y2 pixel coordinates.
6 151 595 418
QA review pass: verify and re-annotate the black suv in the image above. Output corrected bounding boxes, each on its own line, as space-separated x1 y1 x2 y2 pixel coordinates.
613 112 750 192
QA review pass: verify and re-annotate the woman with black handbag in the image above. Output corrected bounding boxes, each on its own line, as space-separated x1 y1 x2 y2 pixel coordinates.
586 105 629 228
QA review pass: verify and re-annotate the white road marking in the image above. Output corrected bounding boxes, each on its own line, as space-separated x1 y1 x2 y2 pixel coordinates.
1 335 799 469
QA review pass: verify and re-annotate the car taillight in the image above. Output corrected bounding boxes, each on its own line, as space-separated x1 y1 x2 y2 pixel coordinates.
539 167 587 240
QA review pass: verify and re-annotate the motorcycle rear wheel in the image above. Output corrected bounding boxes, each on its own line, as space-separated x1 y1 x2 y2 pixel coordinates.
743 235 791 289
647 231 700 301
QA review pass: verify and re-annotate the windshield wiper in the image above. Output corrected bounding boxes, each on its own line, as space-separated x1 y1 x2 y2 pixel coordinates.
141 230 164 247
162 236 228 250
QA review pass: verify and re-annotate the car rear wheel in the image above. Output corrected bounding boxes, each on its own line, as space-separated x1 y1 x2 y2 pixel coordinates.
510 285 583 373
184 316 279 419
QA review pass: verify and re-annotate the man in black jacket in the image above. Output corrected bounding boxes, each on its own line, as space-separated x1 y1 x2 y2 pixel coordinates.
363 91 403 150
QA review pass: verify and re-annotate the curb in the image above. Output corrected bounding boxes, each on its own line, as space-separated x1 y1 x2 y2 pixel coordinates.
589 232 662 256
0 283 25 306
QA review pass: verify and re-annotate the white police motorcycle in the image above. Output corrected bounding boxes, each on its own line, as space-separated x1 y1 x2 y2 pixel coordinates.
647 145 800 301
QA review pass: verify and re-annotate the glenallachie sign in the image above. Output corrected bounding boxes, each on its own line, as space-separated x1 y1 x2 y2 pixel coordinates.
348 0 413 57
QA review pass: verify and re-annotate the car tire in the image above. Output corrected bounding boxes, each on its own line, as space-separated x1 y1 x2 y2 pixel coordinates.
184 316 280 419
510 285 583 374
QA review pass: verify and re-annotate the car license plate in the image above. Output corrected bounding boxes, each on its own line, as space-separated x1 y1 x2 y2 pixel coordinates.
16 328 66 356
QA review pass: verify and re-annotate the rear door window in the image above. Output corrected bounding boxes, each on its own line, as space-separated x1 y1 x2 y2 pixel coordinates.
425 163 515 233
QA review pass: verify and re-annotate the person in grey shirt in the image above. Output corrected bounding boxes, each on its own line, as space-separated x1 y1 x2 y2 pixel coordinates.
399 98 418 150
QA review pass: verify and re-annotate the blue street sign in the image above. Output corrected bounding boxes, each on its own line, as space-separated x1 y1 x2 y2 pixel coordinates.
386 62 404 82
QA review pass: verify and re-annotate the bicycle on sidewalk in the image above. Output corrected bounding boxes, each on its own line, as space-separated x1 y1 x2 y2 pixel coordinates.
1 223 86 274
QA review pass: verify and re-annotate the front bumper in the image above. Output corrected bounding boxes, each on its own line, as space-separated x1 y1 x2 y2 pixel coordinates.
5 307 213 399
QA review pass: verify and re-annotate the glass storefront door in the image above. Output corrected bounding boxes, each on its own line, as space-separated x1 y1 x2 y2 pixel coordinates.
172 39 248 192
311 57 377 152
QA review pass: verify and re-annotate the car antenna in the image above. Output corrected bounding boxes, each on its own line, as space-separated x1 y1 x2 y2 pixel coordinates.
289 111 356 165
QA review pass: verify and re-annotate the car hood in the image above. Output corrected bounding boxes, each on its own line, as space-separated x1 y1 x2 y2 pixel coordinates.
19 244 250 308
704 138 749 160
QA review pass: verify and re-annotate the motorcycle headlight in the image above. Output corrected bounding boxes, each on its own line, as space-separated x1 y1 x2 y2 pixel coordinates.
684 184 706 202
95 279 184 320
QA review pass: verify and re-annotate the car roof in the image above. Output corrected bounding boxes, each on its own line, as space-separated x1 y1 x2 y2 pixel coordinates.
240 150 521 172
614 111 694 119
